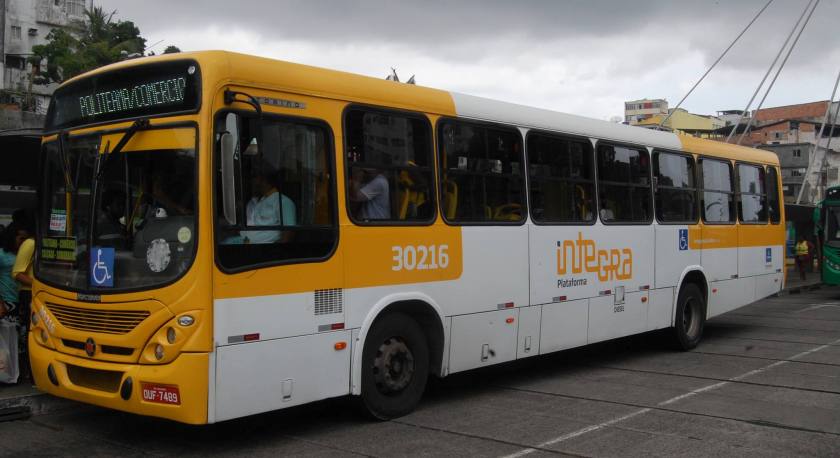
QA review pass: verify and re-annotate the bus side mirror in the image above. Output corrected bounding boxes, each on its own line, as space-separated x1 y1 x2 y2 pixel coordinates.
220 131 237 226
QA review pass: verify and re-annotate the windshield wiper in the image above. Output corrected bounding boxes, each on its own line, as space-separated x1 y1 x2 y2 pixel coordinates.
57 131 74 193
95 118 150 182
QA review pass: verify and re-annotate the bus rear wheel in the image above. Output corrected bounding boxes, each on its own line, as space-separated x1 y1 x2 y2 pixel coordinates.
672 283 705 350
360 312 429 420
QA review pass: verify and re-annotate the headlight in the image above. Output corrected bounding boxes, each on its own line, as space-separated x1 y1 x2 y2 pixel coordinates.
139 311 201 364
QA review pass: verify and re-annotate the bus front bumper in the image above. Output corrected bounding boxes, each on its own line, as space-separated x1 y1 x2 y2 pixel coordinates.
29 336 209 425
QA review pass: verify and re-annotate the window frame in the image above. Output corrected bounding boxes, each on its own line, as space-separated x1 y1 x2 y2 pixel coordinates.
699 157 736 225
435 117 527 226
594 140 654 226
736 161 769 225
212 108 340 274
653 149 699 225
342 104 438 227
766 164 782 225
524 129 596 226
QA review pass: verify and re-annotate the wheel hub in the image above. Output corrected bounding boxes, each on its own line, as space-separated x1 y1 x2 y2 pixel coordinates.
373 337 415 394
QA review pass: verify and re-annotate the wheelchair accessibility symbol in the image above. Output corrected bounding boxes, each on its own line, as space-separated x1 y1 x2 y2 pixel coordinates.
678 229 689 251
90 247 114 287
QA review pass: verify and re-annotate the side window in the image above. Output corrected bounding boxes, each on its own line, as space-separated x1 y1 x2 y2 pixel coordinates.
654 151 697 223
701 159 735 223
345 108 435 223
215 113 337 271
738 163 767 223
766 166 781 224
438 120 525 223
527 133 595 223
596 143 652 223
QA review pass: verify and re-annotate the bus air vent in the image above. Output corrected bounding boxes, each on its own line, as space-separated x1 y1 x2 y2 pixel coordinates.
314 289 343 315
66 364 123 393
46 303 150 335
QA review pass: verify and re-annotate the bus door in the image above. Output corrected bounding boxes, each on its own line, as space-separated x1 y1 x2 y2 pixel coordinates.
211 101 347 421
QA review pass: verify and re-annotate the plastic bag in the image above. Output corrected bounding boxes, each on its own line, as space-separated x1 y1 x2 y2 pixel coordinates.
0 320 19 384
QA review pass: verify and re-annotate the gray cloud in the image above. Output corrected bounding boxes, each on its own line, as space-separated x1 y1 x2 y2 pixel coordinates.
99 0 840 118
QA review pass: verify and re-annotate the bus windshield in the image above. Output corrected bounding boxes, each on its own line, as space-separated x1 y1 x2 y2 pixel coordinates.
825 205 840 247
37 126 197 292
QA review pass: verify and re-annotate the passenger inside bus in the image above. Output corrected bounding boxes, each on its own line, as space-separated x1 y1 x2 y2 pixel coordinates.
239 165 296 244
349 166 391 220
97 189 126 243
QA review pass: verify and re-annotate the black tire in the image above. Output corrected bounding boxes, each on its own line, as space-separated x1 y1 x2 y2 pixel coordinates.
672 283 706 350
359 312 429 420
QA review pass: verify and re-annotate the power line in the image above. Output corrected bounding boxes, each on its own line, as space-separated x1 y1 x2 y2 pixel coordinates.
795 68 840 204
657 0 774 129
737 0 819 145
726 0 813 143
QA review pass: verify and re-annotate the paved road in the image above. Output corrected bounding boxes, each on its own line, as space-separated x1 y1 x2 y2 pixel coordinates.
2 288 840 457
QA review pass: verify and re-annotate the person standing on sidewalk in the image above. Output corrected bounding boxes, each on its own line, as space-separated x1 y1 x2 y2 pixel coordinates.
0 224 21 320
795 236 809 281
10 213 35 381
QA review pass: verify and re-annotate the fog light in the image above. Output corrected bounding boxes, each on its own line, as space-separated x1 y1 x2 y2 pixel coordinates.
40 329 48 342
166 327 176 344
177 315 194 327
154 344 165 360
47 364 59 386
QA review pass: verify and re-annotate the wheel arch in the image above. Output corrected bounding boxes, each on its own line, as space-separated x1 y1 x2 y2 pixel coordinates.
350 292 447 396
675 266 709 321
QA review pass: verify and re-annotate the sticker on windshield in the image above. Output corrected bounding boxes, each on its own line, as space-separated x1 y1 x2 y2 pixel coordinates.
49 209 67 232
90 246 115 287
146 239 171 273
177 226 192 244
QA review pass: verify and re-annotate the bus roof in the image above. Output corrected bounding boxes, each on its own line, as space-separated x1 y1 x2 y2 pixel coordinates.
60 50 779 166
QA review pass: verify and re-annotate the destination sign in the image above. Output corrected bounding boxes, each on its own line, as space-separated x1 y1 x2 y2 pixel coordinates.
78 76 187 118
46 59 200 131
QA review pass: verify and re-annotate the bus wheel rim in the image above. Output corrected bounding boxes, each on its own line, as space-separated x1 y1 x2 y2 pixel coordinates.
373 337 415 393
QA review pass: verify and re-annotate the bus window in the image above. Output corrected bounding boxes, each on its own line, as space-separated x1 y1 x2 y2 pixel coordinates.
215 113 337 271
737 163 767 223
654 151 697 223
344 108 435 224
766 166 781 224
700 158 735 224
438 120 525 224
596 143 651 223
526 133 595 224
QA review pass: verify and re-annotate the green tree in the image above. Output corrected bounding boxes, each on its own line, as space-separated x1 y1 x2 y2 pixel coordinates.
30 5 148 84
163 45 181 54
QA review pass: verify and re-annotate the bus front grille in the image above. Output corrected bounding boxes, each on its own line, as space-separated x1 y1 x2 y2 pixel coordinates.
47 303 150 335
66 364 123 393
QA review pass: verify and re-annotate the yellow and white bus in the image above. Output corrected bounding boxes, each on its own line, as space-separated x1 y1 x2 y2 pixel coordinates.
30 51 785 424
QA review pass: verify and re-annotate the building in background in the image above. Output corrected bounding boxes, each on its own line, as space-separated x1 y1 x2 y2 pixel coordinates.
624 98 668 124
636 108 725 138
1 0 84 121
734 100 840 204
1 0 84 222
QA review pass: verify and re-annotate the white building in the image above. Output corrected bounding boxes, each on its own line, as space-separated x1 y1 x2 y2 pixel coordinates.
624 98 668 125
1 0 85 116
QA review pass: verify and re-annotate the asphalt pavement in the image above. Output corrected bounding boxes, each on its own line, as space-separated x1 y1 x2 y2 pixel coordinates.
2 287 839 457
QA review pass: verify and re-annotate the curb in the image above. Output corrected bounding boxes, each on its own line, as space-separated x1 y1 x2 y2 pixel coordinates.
777 282 823 296
0 388 82 421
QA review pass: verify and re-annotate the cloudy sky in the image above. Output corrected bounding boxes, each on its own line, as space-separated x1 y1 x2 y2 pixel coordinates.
104 0 839 122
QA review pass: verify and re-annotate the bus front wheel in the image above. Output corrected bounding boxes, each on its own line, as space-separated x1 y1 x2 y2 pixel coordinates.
360 312 429 420
672 283 705 350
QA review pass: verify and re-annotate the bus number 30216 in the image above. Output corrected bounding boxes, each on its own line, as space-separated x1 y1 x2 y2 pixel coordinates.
391 244 449 271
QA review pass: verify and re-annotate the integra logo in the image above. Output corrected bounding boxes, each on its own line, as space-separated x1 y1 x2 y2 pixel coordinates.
557 232 633 281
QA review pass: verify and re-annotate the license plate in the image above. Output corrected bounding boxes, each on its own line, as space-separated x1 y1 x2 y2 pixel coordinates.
141 382 181 405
